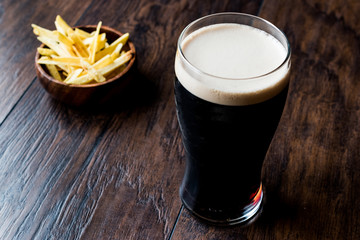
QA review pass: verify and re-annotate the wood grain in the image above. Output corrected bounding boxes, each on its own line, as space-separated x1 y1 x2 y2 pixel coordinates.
0 0 262 239
171 0 360 239
2 0 359 239
0 0 93 124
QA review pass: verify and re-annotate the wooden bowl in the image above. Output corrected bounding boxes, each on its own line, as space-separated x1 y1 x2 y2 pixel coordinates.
35 25 136 107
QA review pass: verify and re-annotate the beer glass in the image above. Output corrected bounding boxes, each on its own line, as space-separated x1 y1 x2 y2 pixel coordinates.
174 13 291 225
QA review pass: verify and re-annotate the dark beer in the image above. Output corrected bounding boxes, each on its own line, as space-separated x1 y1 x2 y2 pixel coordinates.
174 13 291 225
175 77 288 222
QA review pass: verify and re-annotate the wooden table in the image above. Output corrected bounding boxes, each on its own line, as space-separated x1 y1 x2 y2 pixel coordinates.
1 0 359 239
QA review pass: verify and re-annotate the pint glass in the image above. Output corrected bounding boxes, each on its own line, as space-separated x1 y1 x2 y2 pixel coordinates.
174 13 291 225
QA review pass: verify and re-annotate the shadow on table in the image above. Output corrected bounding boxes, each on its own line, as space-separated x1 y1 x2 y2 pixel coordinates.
101 70 158 112
256 188 298 225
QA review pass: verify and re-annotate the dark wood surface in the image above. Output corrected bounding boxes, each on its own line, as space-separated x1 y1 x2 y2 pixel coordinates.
0 0 359 239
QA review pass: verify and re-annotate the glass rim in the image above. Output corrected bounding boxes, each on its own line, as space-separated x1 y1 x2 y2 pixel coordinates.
177 12 291 81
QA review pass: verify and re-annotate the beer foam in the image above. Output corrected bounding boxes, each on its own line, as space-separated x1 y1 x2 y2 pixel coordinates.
175 23 290 105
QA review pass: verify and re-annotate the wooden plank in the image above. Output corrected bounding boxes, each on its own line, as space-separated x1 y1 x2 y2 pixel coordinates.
0 0 262 239
171 0 360 239
0 0 93 124
0 75 182 240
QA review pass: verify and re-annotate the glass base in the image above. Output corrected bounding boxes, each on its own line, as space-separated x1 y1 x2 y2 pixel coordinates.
181 185 264 226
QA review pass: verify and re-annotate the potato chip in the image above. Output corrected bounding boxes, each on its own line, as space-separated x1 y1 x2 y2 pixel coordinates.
32 16 133 85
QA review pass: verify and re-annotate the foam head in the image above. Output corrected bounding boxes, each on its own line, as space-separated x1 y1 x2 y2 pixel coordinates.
175 15 291 106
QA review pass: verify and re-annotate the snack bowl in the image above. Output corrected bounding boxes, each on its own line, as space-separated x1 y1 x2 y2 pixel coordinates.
35 25 136 107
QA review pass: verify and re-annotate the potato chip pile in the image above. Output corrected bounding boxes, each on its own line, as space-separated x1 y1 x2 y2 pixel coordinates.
32 15 133 85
